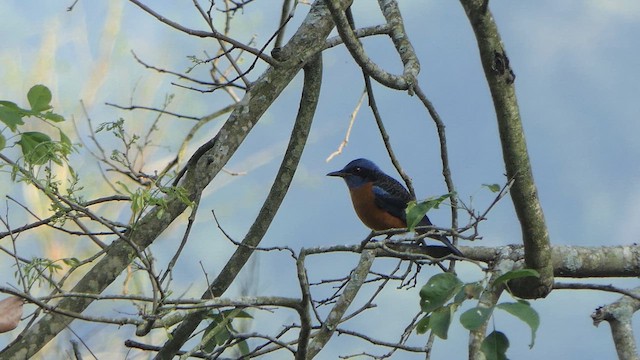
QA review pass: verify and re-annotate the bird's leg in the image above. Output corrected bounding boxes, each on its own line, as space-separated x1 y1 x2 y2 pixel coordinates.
359 230 377 251
359 231 392 251
435 261 447 272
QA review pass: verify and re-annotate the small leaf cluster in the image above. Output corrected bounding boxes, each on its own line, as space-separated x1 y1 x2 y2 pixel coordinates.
405 193 453 232
15 257 79 290
417 269 540 360
0 85 72 166
118 181 192 221
96 118 142 167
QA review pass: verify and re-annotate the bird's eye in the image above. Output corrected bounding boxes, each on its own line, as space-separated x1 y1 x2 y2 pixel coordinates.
354 167 361 173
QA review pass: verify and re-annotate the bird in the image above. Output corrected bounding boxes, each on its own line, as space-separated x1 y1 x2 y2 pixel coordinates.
327 158 463 257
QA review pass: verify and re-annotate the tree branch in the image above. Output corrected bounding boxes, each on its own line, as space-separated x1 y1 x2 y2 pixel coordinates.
554 283 640 301
459 0 553 299
153 52 323 359
128 0 276 65
300 243 640 278
413 83 459 251
469 269 505 359
295 252 313 360
591 287 640 360
325 0 417 90
306 249 376 358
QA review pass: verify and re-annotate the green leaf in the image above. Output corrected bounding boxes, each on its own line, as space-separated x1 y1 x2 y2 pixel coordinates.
419 273 463 313
237 339 250 355
481 331 509 360
62 257 80 267
0 102 25 131
416 314 430 334
497 301 539 348
56 129 73 159
460 306 493 330
132 192 145 215
48 262 62 271
483 183 501 193
430 305 453 339
201 308 250 353
0 101 19 108
202 319 231 352
43 111 65 123
59 130 71 146
221 309 253 319
214 326 231 346
27 84 52 112
493 269 539 289
405 193 452 231
454 282 483 304
17 131 54 165
406 201 432 231
0 133 5 151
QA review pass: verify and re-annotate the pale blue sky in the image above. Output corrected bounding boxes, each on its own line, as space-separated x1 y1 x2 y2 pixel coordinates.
1 1 639 359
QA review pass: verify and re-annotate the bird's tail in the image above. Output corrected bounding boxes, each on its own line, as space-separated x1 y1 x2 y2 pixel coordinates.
424 232 464 257
416 216 463 257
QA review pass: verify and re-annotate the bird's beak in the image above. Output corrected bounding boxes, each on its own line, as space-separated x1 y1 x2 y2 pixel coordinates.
326 170 347 177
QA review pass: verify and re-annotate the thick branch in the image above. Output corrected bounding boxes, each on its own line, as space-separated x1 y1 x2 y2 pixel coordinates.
324 25 391 50
300 243 640 278
592 288 640 360
295 252 313 360
469 272 504 360
377 0 420 85
459 0 553 298
306 249 376 358
325 0 418 90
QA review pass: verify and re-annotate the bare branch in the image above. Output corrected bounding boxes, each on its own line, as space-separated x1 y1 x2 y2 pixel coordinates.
324 24 391 50
105 102 201 121
325 0 417 90
128 0 276 65
554 283 640 301
307 249 376 358
591 287 640 360
413 84 459 243
326 89 366 163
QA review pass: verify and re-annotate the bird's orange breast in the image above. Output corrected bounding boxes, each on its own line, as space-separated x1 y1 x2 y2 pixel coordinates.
348 183 406 231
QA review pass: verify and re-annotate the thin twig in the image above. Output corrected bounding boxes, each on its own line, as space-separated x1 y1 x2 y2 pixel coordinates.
326 89 366 162
105 102 201 121
554 282 640 301
128 0 276 65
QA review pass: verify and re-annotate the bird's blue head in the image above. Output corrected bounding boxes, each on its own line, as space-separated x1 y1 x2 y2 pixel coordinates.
327 158 382 189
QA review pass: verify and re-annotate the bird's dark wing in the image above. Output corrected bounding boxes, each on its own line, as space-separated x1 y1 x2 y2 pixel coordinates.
372 172 463 256
371 173 413 222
